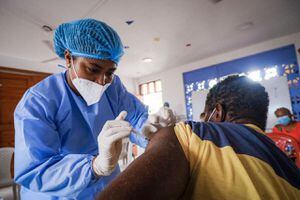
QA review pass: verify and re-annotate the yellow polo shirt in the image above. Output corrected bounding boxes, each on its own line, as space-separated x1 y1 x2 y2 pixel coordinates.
174 121 300 199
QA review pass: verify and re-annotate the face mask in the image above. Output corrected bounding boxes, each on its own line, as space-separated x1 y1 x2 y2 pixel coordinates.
70 57 111 106
276 115 291 126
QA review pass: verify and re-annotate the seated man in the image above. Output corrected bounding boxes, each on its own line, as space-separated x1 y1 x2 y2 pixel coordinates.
98 76 300 200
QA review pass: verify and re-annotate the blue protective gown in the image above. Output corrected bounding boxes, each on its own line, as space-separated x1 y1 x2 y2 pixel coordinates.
14 71 148 199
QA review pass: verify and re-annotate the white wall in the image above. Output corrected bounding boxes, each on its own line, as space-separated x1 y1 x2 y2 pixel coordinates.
119 76 136 93
0 54 136 93
137 32 300 116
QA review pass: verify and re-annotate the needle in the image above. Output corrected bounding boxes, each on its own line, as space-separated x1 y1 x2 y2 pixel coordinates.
132 128 149 140
132 128 144 138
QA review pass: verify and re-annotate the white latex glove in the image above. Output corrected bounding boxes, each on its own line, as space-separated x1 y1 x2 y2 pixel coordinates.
142 107 176 139
93 111 132 176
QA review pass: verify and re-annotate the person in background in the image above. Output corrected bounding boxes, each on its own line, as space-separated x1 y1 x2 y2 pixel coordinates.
273 107 300 146
161 102 176 123
143 102 176 139
14 19 175 200
98 76 300 200
163 102 170 108
199 112 206 122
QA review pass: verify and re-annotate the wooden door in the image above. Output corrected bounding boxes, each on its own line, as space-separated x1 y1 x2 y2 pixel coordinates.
0 67 50 147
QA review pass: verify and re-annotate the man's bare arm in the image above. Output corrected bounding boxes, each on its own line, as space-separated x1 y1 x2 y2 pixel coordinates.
98 126 189 200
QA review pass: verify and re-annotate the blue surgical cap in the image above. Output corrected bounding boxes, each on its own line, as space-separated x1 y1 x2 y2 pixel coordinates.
54 19 124 64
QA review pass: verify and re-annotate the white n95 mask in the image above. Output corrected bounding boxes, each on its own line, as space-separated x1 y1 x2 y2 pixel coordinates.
70 57 111 106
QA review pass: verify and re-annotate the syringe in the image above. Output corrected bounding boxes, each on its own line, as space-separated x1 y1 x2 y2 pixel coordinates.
132 128 149 140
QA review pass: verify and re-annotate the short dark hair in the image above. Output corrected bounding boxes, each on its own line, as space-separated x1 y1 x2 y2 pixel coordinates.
275 107 292 116
205 75 269 130
164 102 170 108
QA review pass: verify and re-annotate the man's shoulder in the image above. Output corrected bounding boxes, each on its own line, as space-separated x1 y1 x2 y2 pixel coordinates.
179 121 247 140
24 72 69 106
30 72 65 95
16 72 66 112
175 121 273 154
146 126 178 150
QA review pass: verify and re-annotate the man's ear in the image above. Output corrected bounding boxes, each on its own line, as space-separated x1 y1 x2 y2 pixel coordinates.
213 103 225 122
64 50 71 68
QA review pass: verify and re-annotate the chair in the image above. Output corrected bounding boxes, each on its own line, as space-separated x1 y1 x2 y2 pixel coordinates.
0 147 18 200
267 133 300 168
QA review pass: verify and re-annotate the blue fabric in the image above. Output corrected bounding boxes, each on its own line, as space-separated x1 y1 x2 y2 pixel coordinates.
14 71 148 199
54 19 124 64
185 121 300 189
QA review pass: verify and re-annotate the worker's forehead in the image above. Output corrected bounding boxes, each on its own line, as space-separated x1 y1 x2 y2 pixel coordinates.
78 57 116 69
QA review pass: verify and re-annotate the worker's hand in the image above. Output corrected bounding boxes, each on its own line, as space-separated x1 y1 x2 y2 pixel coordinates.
142 108 176 140
157 107 176 126
93 111 132 176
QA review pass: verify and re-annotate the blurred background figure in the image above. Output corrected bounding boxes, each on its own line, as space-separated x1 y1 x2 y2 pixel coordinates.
267 107 300 167
273 107 300 146
199 112 206 122
163 102 170 108
159 102 177 124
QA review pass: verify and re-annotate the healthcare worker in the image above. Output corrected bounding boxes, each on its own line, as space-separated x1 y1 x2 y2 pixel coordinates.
14 19 175 199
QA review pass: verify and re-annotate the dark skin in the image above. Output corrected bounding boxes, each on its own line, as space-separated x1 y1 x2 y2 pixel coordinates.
204 103 262 129
98 126 190 200
64 51 117 96
274 108 296 132
64 51 119 177
98 103 263 200
204 103 225 122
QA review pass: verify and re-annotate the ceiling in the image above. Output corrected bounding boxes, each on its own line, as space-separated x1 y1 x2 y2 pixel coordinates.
0 0 300 78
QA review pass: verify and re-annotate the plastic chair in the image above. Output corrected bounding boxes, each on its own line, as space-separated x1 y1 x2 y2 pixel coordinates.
0 147 18 200
267 133 300 168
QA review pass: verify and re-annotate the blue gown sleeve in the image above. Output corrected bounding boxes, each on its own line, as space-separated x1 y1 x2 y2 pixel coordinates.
114 77 149 148
14 91 97 198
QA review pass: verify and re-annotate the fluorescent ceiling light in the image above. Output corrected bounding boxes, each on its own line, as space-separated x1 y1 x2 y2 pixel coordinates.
143 58 153 63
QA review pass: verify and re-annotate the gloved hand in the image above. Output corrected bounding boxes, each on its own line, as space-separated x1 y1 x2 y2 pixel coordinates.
142 107 176 140
93 111 132 176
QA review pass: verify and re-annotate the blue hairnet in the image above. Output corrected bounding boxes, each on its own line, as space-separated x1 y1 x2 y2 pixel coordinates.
54 19 124 64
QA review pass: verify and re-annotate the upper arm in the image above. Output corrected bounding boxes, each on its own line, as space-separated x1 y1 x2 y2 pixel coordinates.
14 92 60 159
98 126 190 200
14 92 60 174
14 92 96 197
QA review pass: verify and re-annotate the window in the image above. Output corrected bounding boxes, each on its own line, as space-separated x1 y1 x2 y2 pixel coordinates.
139 80 163 114
247 70 262 82
264 66 278 80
